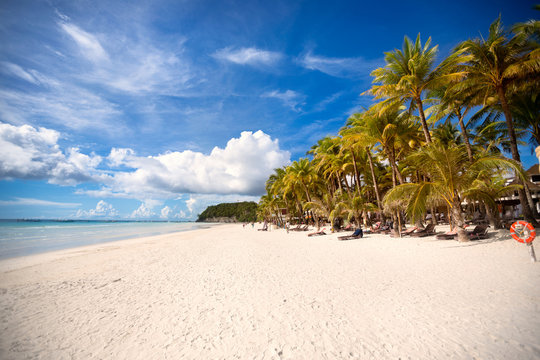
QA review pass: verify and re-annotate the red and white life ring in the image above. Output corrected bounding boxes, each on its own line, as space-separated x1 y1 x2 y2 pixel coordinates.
510 221 536 244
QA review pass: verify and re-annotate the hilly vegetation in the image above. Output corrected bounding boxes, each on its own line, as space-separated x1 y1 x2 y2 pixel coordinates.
196 202 258 223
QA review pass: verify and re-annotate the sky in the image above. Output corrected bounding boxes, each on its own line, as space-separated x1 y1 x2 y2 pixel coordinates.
0 0 537 220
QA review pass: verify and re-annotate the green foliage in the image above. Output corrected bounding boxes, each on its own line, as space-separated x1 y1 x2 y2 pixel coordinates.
258 14 538 229
196 202 258 222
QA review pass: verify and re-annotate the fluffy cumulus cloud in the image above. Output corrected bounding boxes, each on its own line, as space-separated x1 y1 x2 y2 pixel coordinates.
75 200 118 218
0 123 103 185
101 130 290 197
0 123 289 200
160 205 173 219
213 47 283 66
131 203 155 219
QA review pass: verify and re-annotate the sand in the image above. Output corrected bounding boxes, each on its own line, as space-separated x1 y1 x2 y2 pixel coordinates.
0 224 539 359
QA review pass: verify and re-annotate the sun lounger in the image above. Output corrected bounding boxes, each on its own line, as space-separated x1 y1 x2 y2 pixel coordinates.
308 229 327 237
378 226 391 234
364 221 382 233
338 228 363 241
436 228 458 239
390 226 418 237
468 224 490 240
410 223 436 237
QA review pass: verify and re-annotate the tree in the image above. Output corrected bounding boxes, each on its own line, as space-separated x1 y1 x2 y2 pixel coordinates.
464 175 522 229
454 17 540 225
368 34 469 143
384 143 524 241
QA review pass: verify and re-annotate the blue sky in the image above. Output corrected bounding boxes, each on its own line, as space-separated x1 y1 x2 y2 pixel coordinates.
0 0 537 220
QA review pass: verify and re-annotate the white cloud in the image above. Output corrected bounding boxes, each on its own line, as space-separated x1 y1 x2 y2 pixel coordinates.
75 200 118 218
0 123 103 185
1 62 40 85
59 22 109 63
0 198 81 207
0 124 290 200
131 203 154 218
97 130 290 197
213 47 283 66
56 18 193 95
298 52 381 78
160 206 172 219
313 92 344 112
262 90 305 111
186 195 197 213
0 69 123 133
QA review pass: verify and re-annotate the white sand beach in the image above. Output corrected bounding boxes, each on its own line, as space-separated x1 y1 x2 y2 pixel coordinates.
0 224 539 359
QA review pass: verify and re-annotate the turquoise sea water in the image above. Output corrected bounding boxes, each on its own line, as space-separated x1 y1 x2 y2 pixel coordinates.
0 220 212 260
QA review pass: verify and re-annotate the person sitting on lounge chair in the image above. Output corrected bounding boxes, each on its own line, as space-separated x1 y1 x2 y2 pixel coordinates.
338 228 363 240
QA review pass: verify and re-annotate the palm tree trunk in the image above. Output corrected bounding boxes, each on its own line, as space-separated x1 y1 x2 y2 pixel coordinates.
456 108 474 162
387 146 404 185
391 211 400 237
452 198 469 242
342 174 353 198
350 150 362 197
524 184 538 217
497 86 539 227
484 203 501 229
366 149 383 216
415 96 432 143
336 173 343 194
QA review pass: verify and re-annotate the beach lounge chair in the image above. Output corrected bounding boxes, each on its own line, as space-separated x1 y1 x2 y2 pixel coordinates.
468 224 490 240
410 223 436 237
308 228 327 237
390 226 418 237
364 221 381 234
378 225 391 234
258 222 268 231
436 228 458 240
338 228 363 241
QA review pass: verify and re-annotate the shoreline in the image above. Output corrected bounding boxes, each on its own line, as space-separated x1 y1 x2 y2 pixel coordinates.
0 223 223 273
1 224 539 358
0 221 223 263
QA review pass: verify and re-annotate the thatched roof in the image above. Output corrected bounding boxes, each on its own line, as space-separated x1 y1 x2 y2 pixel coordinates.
526 164 540 176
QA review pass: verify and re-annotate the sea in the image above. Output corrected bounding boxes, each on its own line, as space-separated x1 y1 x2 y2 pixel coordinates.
0 220 214 260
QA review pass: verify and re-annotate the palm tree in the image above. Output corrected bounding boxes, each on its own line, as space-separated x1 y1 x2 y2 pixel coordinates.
428 85 476 161
304 191 345 231
368 34 469 143
465 175 522 229
338 192 378 228
454 17 540 225
384 143 525 241
362 104 421 186
510 92 540 149
512 5 540 42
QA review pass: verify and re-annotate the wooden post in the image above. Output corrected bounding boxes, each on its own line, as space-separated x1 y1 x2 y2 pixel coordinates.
527 243 537 263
